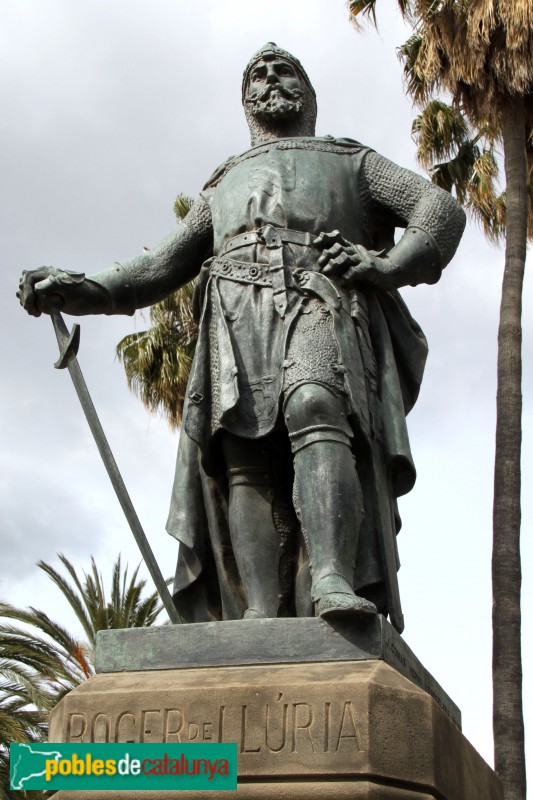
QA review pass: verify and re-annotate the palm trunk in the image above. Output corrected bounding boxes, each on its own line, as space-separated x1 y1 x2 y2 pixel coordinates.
492 95 527 800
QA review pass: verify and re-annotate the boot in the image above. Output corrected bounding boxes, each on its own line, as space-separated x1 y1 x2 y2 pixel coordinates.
291 436 377 620
222 434 282 618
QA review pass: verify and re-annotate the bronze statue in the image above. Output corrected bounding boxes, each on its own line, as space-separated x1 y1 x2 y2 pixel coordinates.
18 44 465 632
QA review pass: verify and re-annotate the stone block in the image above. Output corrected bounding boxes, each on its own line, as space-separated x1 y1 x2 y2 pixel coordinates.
96 616 461 728
50 657 502 800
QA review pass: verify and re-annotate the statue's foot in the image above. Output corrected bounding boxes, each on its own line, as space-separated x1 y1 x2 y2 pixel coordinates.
242 607 269 620
317 592 377 620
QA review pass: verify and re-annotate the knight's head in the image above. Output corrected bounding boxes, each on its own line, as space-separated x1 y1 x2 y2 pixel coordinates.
242 43 317 144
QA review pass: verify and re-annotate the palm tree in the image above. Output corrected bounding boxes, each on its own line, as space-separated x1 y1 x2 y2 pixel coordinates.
0 554 163 799
2 555 163 679
349 3 532 798
0 619 72 800
410 99 506 240
36 554 163 654
0 605 85 800
116 194 197 429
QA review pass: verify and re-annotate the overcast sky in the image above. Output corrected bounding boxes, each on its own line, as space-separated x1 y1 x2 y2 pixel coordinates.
1 0 531 776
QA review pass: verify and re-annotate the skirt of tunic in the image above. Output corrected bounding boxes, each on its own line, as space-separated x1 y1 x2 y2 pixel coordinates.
184 256 372 468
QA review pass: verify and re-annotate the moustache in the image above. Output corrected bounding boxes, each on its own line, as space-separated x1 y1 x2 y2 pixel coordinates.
247 84 304 103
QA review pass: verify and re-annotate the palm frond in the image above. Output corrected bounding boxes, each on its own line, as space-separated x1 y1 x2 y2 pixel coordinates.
173 193 194 222
0 618 90 690
348 0 378 29
467 150 506 241
0 613 83 675
348 0 413 28
398 33 430 102
412 99 469 168
429 139 479 202
38 557 94 644
116 283 197 429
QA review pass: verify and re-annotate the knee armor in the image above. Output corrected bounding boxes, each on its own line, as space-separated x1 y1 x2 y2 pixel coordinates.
284 384 353 453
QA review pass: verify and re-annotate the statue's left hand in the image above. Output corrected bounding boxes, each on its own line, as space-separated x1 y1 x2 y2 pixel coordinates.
315 230 392 290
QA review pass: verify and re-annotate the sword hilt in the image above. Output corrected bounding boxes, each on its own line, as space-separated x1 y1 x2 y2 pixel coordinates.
52 313 80 370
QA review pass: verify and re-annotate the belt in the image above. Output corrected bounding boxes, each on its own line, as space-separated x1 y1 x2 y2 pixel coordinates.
209 259 345 314
220 226 315 317
220 226 315 256
210 258 275 286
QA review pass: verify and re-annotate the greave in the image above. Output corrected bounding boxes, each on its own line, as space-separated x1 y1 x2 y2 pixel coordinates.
226 466 281 618
291 435 364 603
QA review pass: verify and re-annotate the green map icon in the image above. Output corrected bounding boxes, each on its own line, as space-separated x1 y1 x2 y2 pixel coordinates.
11 743 63 790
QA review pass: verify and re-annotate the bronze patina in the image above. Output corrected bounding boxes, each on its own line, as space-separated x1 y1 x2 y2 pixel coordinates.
18 44 466 632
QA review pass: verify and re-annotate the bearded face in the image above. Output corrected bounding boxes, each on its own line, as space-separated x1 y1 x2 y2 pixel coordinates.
248 87 304 120
243 51 317 144
245 57 305 122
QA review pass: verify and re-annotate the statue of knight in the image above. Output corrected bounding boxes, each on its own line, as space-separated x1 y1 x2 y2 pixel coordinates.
18 44 465 632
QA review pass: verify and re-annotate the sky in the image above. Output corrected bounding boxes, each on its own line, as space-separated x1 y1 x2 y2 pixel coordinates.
1 0 531 778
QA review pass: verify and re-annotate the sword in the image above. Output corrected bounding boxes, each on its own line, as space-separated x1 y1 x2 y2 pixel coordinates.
50 312 183 625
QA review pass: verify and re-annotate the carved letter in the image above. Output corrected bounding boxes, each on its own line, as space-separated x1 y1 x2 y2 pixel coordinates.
187 723 199 741
334 702 362 752
164 709 184 743
240 705 261 753
115 711 137 743
91 713 111 743
324 702 331 752
141 709 161 743
66 713 87 743
410 667 421 684
264 696 288 753
217 706 226 743
290 703 314 753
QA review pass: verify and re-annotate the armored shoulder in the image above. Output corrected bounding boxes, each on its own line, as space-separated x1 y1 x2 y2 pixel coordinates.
203 155 240 190
326 135 369 152
360 149 466 268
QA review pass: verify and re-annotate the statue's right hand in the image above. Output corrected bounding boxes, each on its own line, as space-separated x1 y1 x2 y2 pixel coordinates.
17 267 85 317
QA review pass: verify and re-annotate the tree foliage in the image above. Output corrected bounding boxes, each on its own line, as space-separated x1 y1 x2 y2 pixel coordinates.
349 3 532 798
0 555 163 799
0 620 71 800
411 99 506 240
350 0 533 240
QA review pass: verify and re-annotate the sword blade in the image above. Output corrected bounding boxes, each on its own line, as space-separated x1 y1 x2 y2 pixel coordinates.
51 312 183 625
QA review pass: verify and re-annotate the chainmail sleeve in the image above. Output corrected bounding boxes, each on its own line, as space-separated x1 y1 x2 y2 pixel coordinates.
360 150 466 267
90 195 214 313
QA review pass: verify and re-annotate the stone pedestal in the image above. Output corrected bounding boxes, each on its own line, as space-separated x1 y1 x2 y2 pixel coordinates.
49 617 502 800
